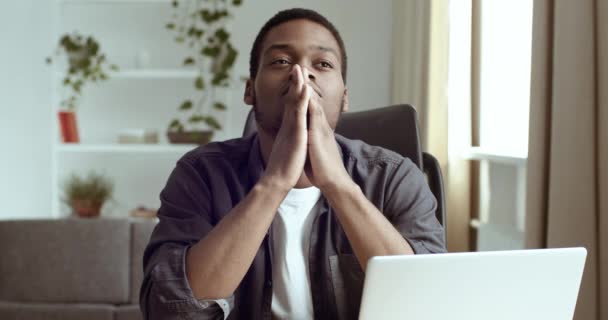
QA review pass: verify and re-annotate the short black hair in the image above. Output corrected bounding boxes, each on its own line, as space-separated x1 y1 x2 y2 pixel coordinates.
249 8 348 83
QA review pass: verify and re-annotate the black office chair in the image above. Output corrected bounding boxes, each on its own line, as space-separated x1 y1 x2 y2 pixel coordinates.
242 104 446 238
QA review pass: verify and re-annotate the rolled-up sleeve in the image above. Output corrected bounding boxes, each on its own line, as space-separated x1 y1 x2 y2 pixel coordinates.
384 158 447 254
139 157 235 320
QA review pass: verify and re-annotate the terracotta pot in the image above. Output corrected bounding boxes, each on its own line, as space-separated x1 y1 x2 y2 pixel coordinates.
71 199 102 218
58 111 80 143
167 130 213 145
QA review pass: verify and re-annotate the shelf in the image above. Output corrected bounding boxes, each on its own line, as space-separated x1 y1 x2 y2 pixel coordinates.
55 69 198 80
56 143 199 153
61 0 172 4
470 218 482 229
462 147 527 166
112 69 198 79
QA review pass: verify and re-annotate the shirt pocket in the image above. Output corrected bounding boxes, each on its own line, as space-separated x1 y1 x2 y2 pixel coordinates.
329 254 365 320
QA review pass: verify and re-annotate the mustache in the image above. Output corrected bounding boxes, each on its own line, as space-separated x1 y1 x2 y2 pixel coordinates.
280 81 323 98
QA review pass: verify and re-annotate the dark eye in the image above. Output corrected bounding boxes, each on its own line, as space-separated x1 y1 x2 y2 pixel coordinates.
271 59 290 65
318 61 333 69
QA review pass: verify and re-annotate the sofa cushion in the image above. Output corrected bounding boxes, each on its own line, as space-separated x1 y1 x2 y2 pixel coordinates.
130 219 157 304
115 304 143 320
0 301 114 320
0 218 130 304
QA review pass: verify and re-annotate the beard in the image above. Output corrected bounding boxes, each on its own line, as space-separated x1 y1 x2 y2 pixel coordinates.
252 104 282 136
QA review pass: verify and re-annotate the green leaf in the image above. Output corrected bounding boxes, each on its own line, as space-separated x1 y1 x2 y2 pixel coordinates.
166 22 175 30
199 9 213 23
199 9 227 23
232 0 242 5
215 28 230 42
175 36 185 43
222 44 238 69
204 116 222 130
87 38 99 56
211 72 228 86
73 80 83 93
179 100 193 110
188 115 205 123
213 102 227 111
168 118 184 131
194 76 205 90
187 27 198 37
183 57 195 65
63 78 71 85
202 46 221 57
172 0 178 8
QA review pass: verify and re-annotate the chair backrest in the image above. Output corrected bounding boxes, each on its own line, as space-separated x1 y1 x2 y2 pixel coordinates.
336 104 424 169
242 104 445 230
243 104 423 168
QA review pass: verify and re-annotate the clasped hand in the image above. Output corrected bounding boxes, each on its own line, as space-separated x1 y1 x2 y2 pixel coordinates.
262 64 351 193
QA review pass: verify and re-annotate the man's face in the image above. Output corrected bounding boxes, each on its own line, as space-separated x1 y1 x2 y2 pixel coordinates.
244 19 348 135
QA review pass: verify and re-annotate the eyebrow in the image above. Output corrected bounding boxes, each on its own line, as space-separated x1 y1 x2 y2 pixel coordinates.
263 43 340 59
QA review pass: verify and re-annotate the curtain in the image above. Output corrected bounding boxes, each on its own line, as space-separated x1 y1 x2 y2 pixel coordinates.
525 0 608 319
391 0 472 252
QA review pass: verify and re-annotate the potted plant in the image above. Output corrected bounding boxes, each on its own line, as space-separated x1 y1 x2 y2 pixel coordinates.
62 171 114 218
165 0 242 145
46 33 118 143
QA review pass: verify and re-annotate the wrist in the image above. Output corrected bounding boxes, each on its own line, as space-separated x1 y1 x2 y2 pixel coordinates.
258 174 292 195
320 177 359 201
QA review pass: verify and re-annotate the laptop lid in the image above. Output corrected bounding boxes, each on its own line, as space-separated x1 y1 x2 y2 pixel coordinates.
359 247 587 320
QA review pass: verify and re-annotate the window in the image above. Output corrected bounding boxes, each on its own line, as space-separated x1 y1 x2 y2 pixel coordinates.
478 1 534 157
446 0 535 251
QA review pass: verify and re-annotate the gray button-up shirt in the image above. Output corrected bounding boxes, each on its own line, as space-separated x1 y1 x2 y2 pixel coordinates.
140 133 446 320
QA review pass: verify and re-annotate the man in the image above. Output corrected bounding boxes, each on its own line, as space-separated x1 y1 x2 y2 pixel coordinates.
140 8 445 320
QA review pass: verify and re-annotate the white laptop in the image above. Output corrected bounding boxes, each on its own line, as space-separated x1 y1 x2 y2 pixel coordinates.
359 247 587 320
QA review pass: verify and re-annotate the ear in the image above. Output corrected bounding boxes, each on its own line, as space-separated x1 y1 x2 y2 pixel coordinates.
341 87 349 112
244 79 255 105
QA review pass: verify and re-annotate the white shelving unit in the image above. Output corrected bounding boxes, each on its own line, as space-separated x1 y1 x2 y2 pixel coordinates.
461 147 527 166
55 69 198 79
57 143 198 153
462 147 528 251
49 0 227 218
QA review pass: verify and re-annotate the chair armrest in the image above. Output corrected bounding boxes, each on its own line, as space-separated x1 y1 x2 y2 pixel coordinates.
423 152 447 243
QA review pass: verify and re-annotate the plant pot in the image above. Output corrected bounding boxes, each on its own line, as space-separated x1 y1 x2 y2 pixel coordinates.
58 111 80 143
71 199 102 218
167 130 214 145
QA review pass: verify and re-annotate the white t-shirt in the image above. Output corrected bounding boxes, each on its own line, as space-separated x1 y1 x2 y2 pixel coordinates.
271 186 322 320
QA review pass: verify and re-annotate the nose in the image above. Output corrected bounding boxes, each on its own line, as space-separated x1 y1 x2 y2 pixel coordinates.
307 71 316 81
288 65 316 82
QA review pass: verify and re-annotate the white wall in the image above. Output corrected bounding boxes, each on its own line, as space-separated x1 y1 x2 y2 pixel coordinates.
0 1 54 219
0 0 394 219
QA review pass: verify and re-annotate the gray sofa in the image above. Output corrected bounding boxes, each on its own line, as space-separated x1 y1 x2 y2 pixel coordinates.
0 217 157 320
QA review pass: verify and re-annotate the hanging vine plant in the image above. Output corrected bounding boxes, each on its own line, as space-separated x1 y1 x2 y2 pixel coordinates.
166 0 242 144
46 33 118 111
